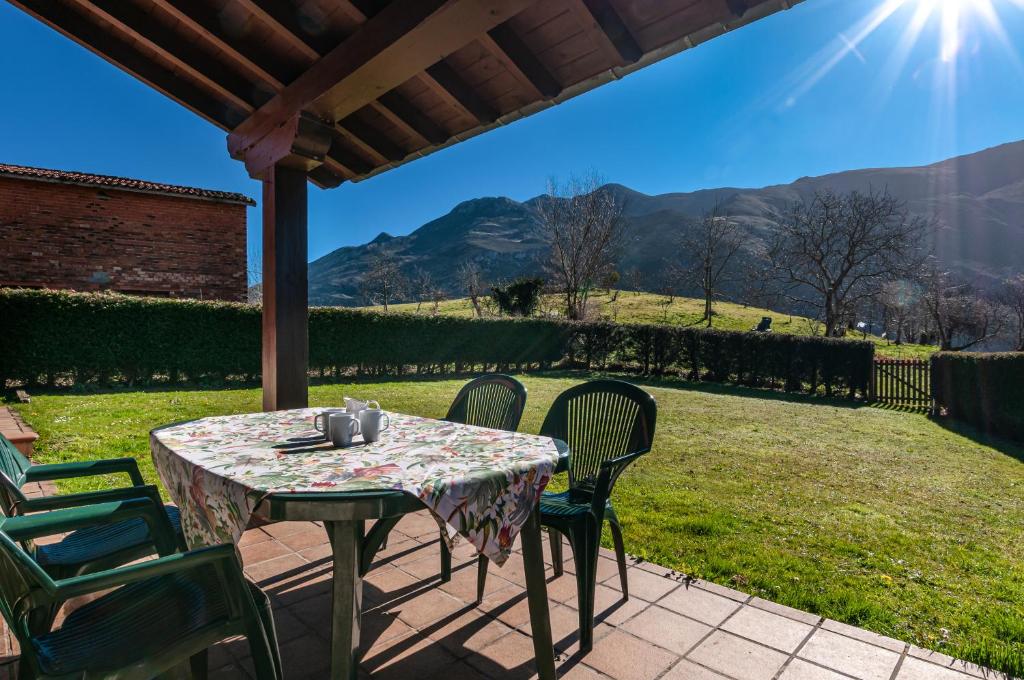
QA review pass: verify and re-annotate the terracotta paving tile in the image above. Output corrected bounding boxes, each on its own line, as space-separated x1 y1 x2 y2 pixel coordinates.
905 647 987 678
566 583 649 627
261 521 310 539
557 662 608 679
748 597 822 626
603 567 679 602
621 604 712 656
583 630 678 680
361 630 461 679
659 585 743 627
687 630 789 680
720 605 815 653
820 619 906 654
779 658 855 679
277 525 331 552
466 630 543 679
237 528 272 547
277 632 332 678
423 608 518 658
798 629 901 680
661 659 734 680
896 657 978 680
388 586 470 630
240 537 293 565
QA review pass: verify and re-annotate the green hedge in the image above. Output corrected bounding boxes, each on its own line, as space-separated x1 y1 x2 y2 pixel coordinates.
0 289 872 397
932 352 1024 442
572 322 873 397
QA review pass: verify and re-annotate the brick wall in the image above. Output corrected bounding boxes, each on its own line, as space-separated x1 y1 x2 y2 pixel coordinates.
0 176 248 301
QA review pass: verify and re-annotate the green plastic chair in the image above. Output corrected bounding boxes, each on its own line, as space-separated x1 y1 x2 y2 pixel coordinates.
0 434 185 581
369 375 528 583
477 379 656 652
0 498 282 679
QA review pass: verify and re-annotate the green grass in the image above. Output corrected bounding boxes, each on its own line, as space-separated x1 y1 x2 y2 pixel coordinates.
371 290 937 359
11 374 1023 673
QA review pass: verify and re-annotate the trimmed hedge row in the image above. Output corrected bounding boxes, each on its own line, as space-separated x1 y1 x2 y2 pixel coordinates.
0 289 873 397
571 322 873 397
932 352 1024 442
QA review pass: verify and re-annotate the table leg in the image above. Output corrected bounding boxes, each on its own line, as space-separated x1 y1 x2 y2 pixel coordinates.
520 505 556 680
326 520 363 680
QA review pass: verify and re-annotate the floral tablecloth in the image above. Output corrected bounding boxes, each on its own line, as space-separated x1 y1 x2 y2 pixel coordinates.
151 409 562 565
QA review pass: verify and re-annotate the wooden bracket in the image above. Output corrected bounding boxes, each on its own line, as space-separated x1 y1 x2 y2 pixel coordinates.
235 111 333 180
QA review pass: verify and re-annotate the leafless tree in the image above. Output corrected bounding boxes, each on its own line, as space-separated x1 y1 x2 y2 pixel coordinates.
429 286 447 315
538 173 625 320
360 252 406 311
767 188 928 337
997 273 1024 351
920 260 1005 351
625 268 645 296
878 279 922 345
457 260 486 318
247 242 263 305
411 267 434 313
675 203 745 327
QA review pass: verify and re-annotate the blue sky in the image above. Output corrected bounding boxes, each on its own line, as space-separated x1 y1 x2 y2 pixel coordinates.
2 0 1023 263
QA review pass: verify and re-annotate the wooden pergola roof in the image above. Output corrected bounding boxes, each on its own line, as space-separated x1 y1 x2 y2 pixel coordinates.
12 0 799 187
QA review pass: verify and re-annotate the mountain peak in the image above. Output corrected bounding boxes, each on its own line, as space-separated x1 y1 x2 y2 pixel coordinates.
370 232 394 244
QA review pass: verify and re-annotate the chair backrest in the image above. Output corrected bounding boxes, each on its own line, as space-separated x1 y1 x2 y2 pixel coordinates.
0 436 31 515
445 374 528 433
539 379 656 492
0 522 56 649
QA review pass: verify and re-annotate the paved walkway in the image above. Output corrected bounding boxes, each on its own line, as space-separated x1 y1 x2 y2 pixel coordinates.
0 505 1005 679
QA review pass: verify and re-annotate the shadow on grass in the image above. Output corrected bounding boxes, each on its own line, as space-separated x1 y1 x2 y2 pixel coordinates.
930 415 1024 464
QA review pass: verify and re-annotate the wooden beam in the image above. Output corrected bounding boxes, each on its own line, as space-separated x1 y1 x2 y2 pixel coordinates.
482 25 561 99
148 0 285 92
9 0 245 129
337 116 407 163
572 0 642 66
261 163 310 411
233 0 321 62
376 93 448 145
228 0 536 160
725 0 751 18
243 112 333 178
69 0 258 112
423 62 498 124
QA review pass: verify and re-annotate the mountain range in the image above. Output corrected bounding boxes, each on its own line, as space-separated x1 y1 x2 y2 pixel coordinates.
308 140 1024 307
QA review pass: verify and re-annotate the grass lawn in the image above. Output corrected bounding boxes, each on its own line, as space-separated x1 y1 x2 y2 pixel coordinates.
11 373 1023 673
371 290 937 360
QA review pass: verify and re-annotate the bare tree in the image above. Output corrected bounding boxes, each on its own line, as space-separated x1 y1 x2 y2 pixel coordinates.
878 279 922 345
998 274 1024 351
920 260 1004 351
625 268 645 296
360 252 406 311
429 286 447 315
675 203 745 327
538 173 625 320
247 241 263 305
457 260 486 318
767 188 928 337
411 267 434 313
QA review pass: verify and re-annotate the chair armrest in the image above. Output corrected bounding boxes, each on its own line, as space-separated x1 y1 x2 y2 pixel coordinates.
2 497 178 556
590 449 650 516
23 457 146 486
17 484 164 514
50 544 238 601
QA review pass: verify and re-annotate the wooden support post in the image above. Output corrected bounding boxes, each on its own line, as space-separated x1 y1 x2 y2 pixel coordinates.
262 163 309 411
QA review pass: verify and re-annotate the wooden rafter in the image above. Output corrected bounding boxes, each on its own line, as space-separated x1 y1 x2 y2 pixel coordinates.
69 0 258 112
482 26 561 99
227 0 536 161
423 62 498 124
232 0 321 62
571 0 642 66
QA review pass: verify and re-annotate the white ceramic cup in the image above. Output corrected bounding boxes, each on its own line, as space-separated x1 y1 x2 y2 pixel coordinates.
344 397 380 415
314 409 346 440
329 412 361 447
359 409 391 443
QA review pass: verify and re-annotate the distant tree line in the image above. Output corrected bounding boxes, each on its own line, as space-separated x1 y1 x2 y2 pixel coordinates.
357 176 1023 352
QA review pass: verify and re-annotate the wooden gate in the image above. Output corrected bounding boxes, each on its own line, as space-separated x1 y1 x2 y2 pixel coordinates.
871 358 931 408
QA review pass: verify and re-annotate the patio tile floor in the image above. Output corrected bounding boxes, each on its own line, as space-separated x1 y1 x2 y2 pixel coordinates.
0 507 1012 679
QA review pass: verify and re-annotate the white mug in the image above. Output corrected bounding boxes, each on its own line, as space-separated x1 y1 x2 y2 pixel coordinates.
359 408 391 443
314 409 346 440
344 397 380 414
329 412 361 447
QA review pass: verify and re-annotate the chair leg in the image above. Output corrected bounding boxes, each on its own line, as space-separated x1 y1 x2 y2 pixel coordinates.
189 649 209 680
568 524 599 654
440 541 452 583
608 517 629 600
476 555 489 603
248 583 283 680
548 528 563 577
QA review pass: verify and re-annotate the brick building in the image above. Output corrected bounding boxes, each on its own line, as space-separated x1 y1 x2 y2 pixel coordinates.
0 163 254 301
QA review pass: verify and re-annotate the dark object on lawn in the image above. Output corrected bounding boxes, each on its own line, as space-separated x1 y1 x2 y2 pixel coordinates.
477 378 657 653
752 316 773 332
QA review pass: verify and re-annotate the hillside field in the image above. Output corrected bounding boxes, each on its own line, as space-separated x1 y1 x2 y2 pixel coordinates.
366 290 937 360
